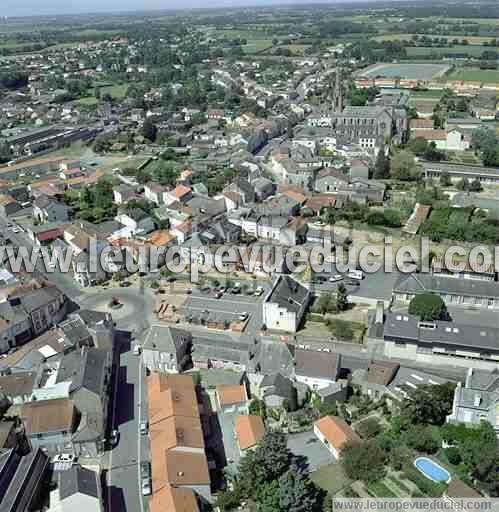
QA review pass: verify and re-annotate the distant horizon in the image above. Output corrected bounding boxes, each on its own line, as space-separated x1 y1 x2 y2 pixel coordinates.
0 0 396 19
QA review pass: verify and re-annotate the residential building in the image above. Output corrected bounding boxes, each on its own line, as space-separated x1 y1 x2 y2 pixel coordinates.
20 398 77 456
392 273 499 310
48 465 103 512
314 415 361 459
115 208 155 236
383 312 499 370
294 349 341 391
191 337 252 372
33 195 69 224
144 182 166 205
54 347 111 457
142 326 191 374
215 384 249 414
447 368 499 436
256 373 296 409
234 415 265 454
262 275 310 332
147 373 210 508
0 447 49 512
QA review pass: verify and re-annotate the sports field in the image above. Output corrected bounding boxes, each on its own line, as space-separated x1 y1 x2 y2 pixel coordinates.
360 63 450 80
448 68 499 83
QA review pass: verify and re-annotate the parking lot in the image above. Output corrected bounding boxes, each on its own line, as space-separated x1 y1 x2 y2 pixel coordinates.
312 266 402 305
179 283 271 334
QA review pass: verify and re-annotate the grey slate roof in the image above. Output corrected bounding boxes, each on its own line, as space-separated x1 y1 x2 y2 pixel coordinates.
58 317 92 348
191 337 252 366
59 465 99 500
266 275 309 314
294 348 340 381
384 312 499 353
56 347 108 395
145 325 191 353
249 340 295 376
393 273 499 299
261 373 295 400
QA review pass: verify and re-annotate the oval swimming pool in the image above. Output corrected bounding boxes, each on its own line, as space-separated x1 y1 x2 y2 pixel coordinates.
414 457 451 483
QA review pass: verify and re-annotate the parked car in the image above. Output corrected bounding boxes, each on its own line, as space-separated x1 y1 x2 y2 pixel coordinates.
141 478 151 496
238 312 249 321
140 421 148 435
110 429 119 446
53 454 76 463
140 461 151 480
329 274 343 282
133 345 141 356
254 286 264 296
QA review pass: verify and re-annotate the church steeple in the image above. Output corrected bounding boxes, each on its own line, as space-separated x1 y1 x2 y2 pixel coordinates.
333 66 343 113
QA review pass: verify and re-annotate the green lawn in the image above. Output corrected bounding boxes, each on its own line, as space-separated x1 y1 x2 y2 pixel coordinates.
76 96 99 106
367 480 397 498
100 84 129 99
311 463 351 495
410 90 444 100
448 68 499 83
406 45 486 58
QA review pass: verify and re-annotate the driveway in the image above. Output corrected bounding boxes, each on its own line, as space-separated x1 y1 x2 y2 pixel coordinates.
287 431 335 471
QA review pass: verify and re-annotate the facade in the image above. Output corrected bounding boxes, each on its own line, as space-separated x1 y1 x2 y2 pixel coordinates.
142 326 191 374
263 275 310 332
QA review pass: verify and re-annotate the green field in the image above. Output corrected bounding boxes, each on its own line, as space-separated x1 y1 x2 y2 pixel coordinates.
242 39 274 54
448 68 499 83
406 45 487 58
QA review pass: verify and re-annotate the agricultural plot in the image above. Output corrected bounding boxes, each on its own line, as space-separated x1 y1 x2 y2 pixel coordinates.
372 33 497 45
448 68 499 83
406 45 487 58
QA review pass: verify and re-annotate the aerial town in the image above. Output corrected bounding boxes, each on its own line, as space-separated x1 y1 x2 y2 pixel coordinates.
0 1 498 511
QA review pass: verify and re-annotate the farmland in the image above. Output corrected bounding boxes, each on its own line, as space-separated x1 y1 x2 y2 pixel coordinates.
447 68 499 83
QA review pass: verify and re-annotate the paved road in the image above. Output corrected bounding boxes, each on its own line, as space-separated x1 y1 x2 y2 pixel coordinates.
106 331 149 512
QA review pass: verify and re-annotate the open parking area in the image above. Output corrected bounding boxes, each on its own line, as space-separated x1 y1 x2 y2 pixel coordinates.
287 431 336 471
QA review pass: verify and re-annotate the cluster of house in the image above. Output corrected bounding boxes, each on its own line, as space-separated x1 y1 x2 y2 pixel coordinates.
0 278 114 511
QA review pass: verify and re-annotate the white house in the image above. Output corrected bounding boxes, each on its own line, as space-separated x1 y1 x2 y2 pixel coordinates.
262 275 310 332
314 415 361 459
294 348 340 391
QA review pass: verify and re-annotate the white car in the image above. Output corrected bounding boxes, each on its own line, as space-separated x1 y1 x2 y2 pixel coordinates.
133 345 141 356
140 421 148 435
141 479 151 496
238 312 249 321
329 274 343 282
254 286 264 296
10 226 21 233
53 454 76 463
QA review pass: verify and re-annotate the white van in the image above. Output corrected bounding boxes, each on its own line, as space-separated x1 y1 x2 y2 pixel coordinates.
347 269 365 280
133 344 141 356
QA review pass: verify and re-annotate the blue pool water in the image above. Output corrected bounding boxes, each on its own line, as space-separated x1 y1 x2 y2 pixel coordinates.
414 457 451 483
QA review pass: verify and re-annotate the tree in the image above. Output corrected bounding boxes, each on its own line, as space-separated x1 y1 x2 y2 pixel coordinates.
405 425 439 453
257 480 282 512
408 293 448 321
469 178 483 192
336 283 349 312
456 177 470 191
400 382 455 426
356 418 381 439
440 171 451 187
409 137 428 156
373 151 390 179
390 150 420 181
278 460 318 512
342 440 386 483
445 446 462 465
142 117 157 142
